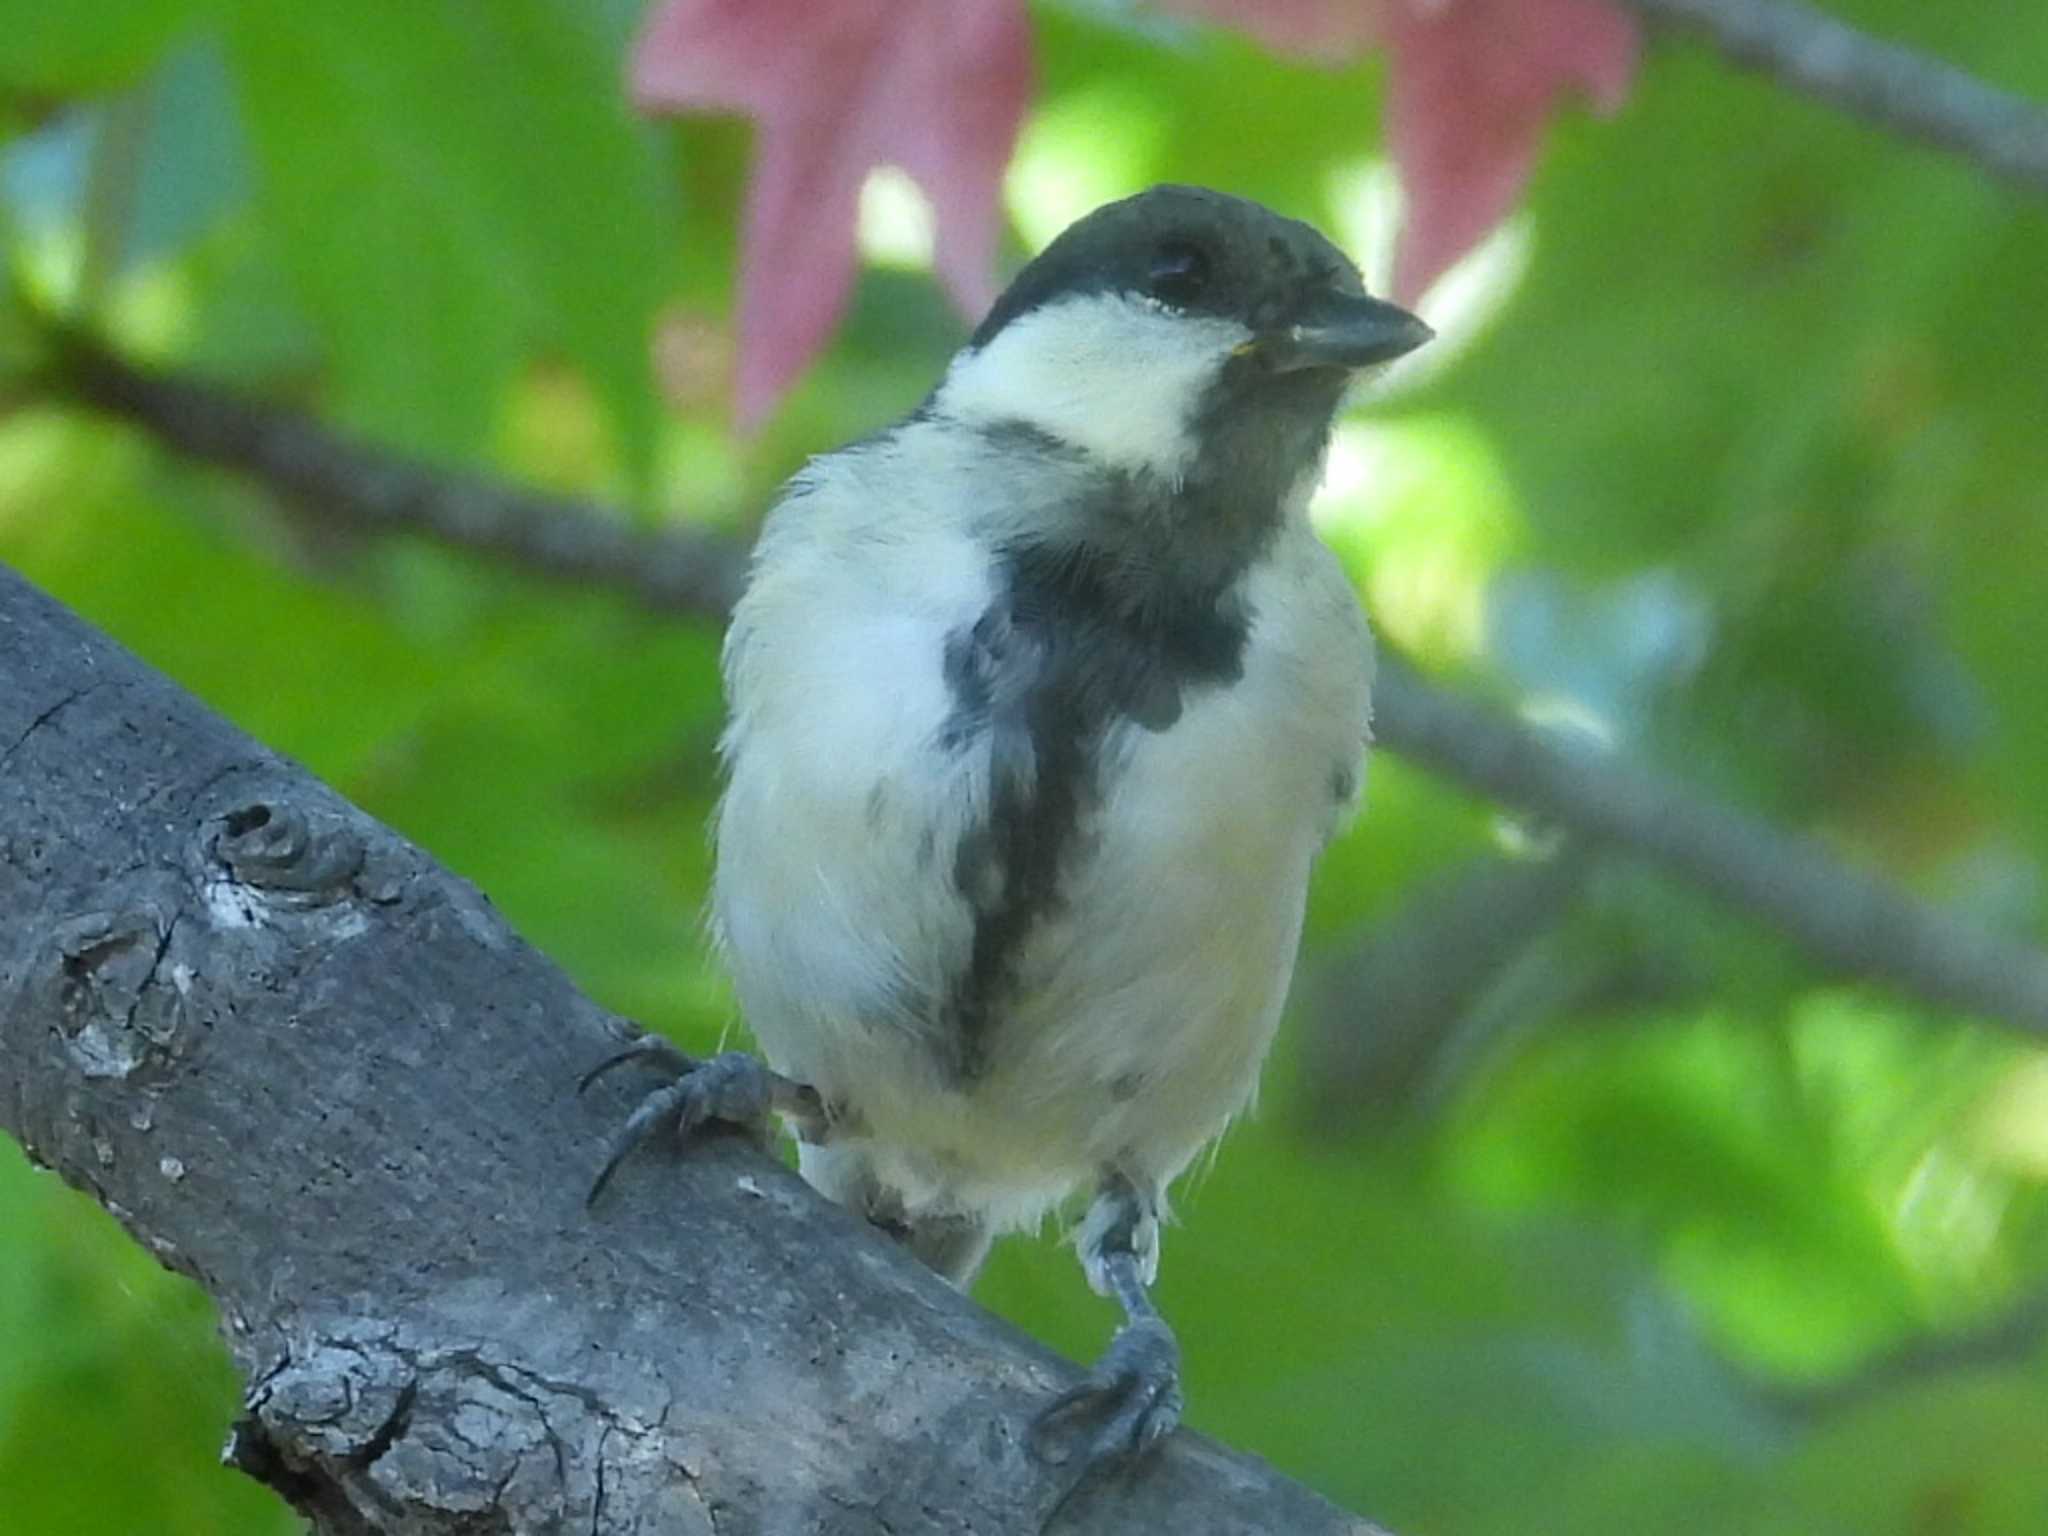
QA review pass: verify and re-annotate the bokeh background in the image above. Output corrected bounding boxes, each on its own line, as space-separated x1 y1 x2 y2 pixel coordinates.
4 2 2048 1532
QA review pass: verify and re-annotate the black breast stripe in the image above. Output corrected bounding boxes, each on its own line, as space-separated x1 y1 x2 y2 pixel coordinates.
936 533 1251 1080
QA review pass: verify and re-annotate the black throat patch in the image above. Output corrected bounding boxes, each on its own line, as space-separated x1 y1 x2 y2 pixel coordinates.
936 508 1255 1081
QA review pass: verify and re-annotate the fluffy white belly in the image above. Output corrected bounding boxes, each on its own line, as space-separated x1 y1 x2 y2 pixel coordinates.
713 518 1369 1231
721 745 1316 1229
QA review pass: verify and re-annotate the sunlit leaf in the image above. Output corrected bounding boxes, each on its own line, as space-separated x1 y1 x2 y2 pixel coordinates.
223 0 673 479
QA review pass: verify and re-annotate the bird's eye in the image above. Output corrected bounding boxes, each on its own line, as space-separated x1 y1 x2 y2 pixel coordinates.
1146 240 1210 307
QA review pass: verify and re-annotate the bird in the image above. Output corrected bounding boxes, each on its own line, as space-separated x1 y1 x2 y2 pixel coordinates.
586 184 1431 1484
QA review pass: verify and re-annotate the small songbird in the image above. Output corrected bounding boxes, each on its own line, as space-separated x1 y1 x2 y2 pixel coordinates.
589 185 1430 1478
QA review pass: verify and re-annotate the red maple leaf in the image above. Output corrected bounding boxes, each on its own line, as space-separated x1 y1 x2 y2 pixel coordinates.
633 0 1032 426
1381 0 1637 302
1163 0 1636 303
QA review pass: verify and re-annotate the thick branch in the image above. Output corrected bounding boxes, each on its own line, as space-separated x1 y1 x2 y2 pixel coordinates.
46 339 2048 1044
0 565 1380 1535
1622 0 2048 196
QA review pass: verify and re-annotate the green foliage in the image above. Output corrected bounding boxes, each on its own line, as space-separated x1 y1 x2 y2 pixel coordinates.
4 1 2048 1532
0 0 216 94
220 0 676 479
0 1134 296 1535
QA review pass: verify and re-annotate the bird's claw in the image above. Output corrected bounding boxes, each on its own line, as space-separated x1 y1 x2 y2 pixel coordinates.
579 1032 698 1094
1030 1313 1183 1482
583 1043 790 1206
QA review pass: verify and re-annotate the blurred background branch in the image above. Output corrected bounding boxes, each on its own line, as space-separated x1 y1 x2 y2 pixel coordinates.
44 325 748 622
1373 657 2048 1036
1625 0 2048 195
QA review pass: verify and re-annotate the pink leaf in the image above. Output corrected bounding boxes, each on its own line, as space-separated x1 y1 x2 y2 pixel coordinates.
632 0 1032 426
1383 0 1637 303
1162 0 1634 304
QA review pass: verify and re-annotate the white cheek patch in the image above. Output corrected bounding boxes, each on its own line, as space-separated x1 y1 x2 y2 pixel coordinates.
936 293 1252 478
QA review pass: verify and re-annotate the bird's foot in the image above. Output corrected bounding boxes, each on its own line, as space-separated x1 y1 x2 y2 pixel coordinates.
1030 1313 1183 1480
580 1035 826 1205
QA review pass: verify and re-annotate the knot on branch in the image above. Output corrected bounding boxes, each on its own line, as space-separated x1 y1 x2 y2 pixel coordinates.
46 904 185 1080
209 800 368 902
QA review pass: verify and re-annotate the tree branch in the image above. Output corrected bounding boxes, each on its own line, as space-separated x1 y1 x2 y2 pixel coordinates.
0 563 1385 1535
48 329 748 623
42 338 2048 1042
1372 658 2048 1036
1621 0 2048 197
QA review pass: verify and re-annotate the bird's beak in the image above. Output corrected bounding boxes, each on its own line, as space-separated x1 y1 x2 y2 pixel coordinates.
1262 291 1434 372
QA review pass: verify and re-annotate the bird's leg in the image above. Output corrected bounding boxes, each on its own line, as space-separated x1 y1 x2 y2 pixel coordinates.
1032 1172 1182 1481
580 1033 831 1205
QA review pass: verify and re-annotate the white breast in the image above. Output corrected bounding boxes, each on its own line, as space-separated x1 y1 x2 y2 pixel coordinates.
712 452 995 1088
977 530 1372 1193
713 442 1372 1233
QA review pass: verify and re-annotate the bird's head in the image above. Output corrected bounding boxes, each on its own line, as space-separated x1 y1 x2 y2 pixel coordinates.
934 185 1431 497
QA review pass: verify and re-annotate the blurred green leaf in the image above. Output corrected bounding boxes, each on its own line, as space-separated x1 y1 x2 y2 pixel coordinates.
1776 1374 2048 1536
222 0 674 479
0 0 215 94
0 1140 295 1535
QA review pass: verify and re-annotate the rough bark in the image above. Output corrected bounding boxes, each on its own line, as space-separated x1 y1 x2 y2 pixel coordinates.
0 562 1386 1534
